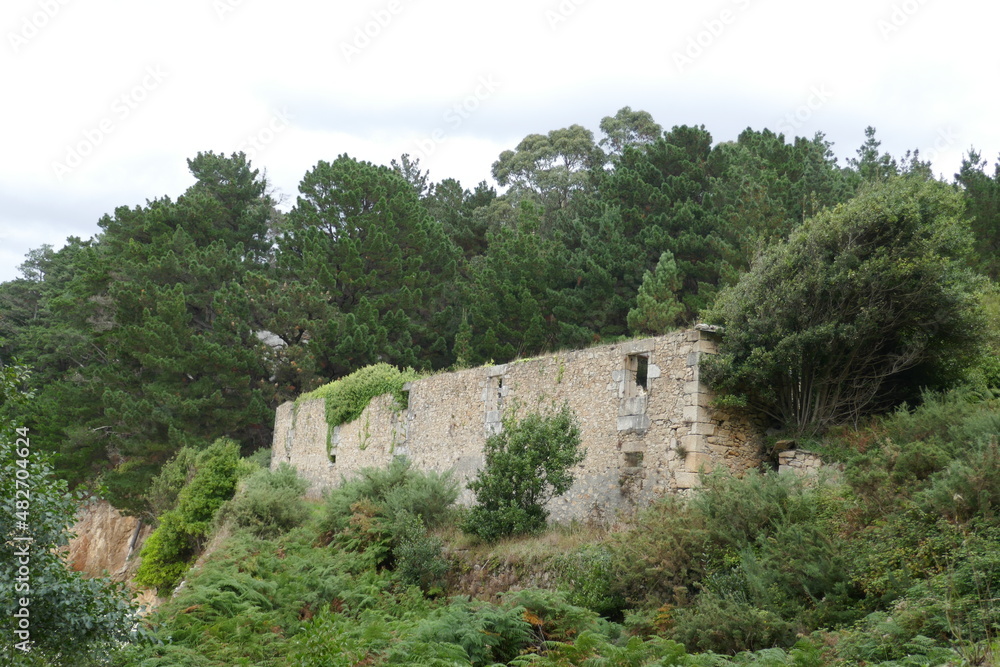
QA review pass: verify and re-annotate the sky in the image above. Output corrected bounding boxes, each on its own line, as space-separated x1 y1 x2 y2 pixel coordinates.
1 0 997 282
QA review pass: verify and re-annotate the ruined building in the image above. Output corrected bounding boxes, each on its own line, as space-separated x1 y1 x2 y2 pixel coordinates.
270 327 768 522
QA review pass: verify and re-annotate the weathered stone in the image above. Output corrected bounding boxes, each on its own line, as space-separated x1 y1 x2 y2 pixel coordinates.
271 330 766 523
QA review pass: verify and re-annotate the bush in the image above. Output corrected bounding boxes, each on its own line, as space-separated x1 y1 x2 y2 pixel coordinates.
299 363 420 429
321 458 458 536
463 405 584 542
219 464 310 539
145 447 197 519
703 176 983 432
319 459 458 589
554 544 626 619
918 440 1000 523
135 438 244 593
670 593 797 655
390 510 448 591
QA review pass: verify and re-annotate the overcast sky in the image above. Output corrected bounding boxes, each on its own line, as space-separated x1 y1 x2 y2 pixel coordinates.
2 0 997 282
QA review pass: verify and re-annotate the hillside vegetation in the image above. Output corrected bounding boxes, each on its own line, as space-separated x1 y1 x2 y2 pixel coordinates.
3 110 1000 664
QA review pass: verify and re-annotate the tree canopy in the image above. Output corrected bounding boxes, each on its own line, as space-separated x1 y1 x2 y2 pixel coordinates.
703 176 983 431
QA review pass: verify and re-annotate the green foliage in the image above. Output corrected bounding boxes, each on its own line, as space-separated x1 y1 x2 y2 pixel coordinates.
917 440 1000 523
464 405 584 542
554 544 627 619
671 595 797 655
627 250 686 335
300 362 420 430
320 458 458 589
278 154 461 377
704 176 983 431
0 363 142 663
391 509 449 590
135 438 243 593
145 446 196 519
217 463 310 538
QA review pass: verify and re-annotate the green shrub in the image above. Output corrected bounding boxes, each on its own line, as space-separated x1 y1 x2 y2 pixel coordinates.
319 459 458 586
554 544 626 619
135 438 244 593
609 495 706 607
134 509 196 592
671 593 798 655
918 440 1000 523
146 447 197 519
406 598 533 665
299 363 420 429
321 458 458 535
463 405 584 542
218 464 310 539
391 510 448 591
691 471 817 553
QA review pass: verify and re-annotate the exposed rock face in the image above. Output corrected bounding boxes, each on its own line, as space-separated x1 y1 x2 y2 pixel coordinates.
66 500 152 581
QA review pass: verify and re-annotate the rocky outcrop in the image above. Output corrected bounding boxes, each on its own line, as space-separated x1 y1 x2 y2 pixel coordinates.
66 500 151 581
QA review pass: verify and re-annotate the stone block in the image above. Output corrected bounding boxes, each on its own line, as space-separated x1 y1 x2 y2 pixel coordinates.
681 434 706 453
647 363 662 379
682 405 709 423
686 352 700 367
675 471 702 488
685 451 713 472
689 421 716 436
695 339 716 354
617 414 651 433
622 338 655 354
619 395 647 416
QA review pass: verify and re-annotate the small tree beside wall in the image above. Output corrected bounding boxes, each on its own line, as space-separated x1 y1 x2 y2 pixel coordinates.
463 405 584 542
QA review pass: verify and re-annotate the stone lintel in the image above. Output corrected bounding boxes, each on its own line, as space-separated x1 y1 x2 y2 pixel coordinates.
617 414 651 433
622 339 655 355
486 364 508 377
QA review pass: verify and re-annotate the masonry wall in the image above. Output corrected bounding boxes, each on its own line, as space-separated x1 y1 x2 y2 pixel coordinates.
271 329 767 522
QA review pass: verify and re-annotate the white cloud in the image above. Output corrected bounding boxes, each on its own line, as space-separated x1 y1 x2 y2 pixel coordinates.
1 0 998 279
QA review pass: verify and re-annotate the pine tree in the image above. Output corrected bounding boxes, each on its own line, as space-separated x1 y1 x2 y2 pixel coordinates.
627 251 685 334
276 155 460 378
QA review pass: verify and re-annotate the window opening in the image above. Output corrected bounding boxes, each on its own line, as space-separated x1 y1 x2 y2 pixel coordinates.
636 356 648 392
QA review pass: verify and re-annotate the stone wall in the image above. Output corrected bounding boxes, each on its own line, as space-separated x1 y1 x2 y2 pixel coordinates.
777 447 826 476
271 329 767 522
